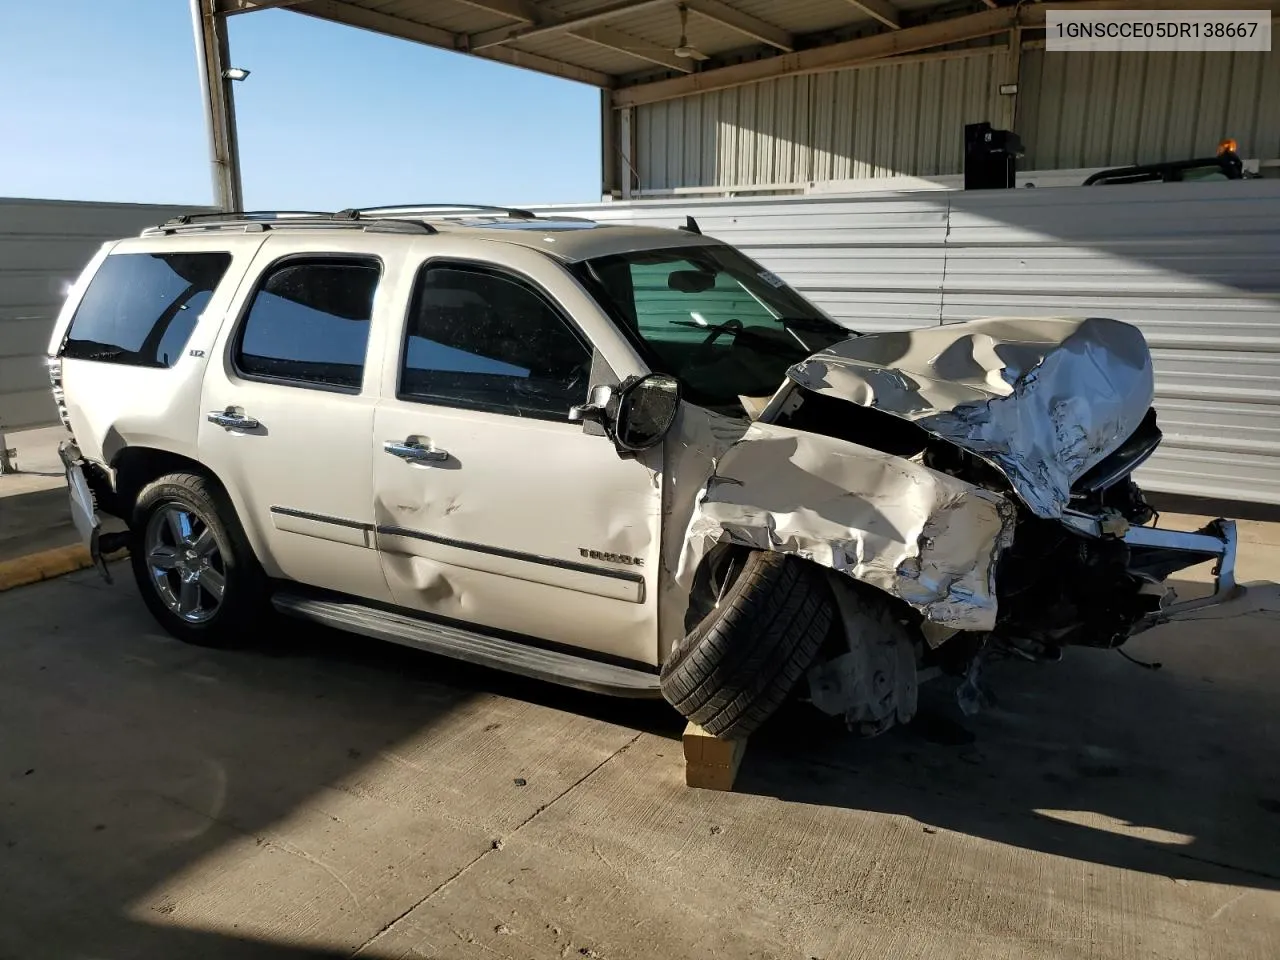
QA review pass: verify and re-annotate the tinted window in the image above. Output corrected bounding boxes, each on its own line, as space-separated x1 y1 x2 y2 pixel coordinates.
400 264 592 419
625 256 779 346
573 245 852 415
61 252 232 367
236 258 379 391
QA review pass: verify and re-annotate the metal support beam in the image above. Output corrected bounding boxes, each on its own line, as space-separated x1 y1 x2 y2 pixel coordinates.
840 0 901 31
619 106 636 199
614 5 1016 107
218 0 316 14
243 0 633 90
295 0 614 87
448 0 539 20
685 0 794 51
453 0 689 72
611 0 1280 108
1000 27 1022 132
190 0 244 212
469 0 671 51
600 88 619 197
571 27 694 72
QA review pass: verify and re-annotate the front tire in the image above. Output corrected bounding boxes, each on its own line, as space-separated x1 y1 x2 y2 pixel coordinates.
660 550 834 739
129 472 265 647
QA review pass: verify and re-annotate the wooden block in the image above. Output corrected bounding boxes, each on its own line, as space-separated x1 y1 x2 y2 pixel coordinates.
682 722 747 791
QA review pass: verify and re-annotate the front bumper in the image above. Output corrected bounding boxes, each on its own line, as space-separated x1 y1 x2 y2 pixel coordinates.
58 440 113 584
1061 509 1239 631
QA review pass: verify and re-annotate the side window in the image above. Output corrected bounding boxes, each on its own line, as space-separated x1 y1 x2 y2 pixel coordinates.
60 252 233 368
235 257 380 392
399 263 593 419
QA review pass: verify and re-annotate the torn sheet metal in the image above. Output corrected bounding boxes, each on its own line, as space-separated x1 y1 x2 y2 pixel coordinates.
787 317 1155 519
657 404 752 659
676 421 1016 632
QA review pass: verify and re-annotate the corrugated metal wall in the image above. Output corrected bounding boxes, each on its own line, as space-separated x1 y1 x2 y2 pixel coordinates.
1019 47 1280 171
634 48 1010 190
630 46 1280 192
532 179 1280 505
0 198 204 433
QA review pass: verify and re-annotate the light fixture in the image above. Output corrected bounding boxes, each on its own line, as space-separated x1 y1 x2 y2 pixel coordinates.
999 83 1018 96
222 67 251 81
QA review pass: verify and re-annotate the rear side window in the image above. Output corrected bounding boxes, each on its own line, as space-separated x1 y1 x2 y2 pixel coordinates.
234 257 380 392
60 252 232 367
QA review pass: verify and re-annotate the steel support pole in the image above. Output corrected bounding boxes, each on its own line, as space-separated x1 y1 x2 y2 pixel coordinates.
190 0 244 211
1001 27 1023 133
618 106 635 200
600 89 619 199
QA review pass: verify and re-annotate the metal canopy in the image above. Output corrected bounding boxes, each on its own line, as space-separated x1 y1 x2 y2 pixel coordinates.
193 0 1280 207
215 0 1280 100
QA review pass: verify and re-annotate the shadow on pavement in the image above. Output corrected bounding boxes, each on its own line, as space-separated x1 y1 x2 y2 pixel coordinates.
0 486 80 562
739 586 1280 892
0 573 666 959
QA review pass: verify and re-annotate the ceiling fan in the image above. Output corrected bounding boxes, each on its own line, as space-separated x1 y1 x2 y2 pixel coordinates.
672 3 709 61
575 2 709 67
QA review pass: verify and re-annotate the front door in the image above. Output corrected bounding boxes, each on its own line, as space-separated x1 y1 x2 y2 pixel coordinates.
200 238 398 603
372 256 662 666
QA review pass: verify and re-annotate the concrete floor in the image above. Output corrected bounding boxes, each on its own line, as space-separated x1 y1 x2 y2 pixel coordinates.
1 551 1278 958
3 425 1280 958
0 425 78 562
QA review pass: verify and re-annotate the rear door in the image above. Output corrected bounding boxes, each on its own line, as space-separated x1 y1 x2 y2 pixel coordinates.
199 234 404 603
371 240 663 667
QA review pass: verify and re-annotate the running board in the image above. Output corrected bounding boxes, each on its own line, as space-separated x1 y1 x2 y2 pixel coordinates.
271 593 662 698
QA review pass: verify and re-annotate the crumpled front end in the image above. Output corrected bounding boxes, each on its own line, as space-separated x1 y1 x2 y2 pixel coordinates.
786 316 1155 520
676 421 1016 633
664 314 1246 737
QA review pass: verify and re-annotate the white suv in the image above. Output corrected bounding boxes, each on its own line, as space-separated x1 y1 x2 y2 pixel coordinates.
49 206 1238 739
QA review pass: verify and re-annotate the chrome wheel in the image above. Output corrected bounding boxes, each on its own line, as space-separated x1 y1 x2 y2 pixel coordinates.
144 504 225 623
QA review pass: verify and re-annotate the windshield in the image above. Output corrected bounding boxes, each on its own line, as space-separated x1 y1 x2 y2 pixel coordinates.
572 244 856 414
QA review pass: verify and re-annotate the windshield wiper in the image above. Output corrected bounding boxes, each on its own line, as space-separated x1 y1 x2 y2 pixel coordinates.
781 317 854 334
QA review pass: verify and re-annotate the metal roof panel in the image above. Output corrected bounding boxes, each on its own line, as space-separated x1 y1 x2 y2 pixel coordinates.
294 0 947 88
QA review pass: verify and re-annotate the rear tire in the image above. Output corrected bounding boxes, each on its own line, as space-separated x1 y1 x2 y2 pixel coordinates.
660 550 834 739
129 472 266 647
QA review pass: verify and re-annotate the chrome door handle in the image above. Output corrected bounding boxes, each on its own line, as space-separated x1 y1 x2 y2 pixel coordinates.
208 408 260 430
384 439 449 463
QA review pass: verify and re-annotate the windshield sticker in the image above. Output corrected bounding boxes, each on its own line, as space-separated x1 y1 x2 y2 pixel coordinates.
758 270 786 288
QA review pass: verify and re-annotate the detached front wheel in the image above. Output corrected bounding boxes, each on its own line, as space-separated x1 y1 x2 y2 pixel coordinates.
130 472 265 647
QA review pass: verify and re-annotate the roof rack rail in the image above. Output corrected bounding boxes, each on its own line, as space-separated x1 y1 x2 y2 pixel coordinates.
353 203 539 220
143 210 440 237
166 210 334 225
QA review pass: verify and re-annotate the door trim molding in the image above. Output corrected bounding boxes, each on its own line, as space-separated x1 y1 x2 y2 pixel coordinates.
377 524 646 585
270 505 373 531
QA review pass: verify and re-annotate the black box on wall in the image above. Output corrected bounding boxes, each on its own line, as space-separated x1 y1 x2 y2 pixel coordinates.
964 122 1024 190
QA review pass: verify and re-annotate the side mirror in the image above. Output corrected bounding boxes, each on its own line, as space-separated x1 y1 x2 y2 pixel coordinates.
612 373 681 453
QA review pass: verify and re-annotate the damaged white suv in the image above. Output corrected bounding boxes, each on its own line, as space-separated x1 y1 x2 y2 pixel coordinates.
50 205 1238 739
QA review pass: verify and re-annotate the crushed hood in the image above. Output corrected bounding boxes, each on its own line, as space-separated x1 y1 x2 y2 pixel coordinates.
786 317 1156 519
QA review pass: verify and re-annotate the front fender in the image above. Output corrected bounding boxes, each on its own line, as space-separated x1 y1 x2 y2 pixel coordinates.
676 422 1016 632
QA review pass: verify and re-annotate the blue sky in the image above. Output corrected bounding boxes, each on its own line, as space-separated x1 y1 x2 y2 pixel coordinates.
0 0 602 208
